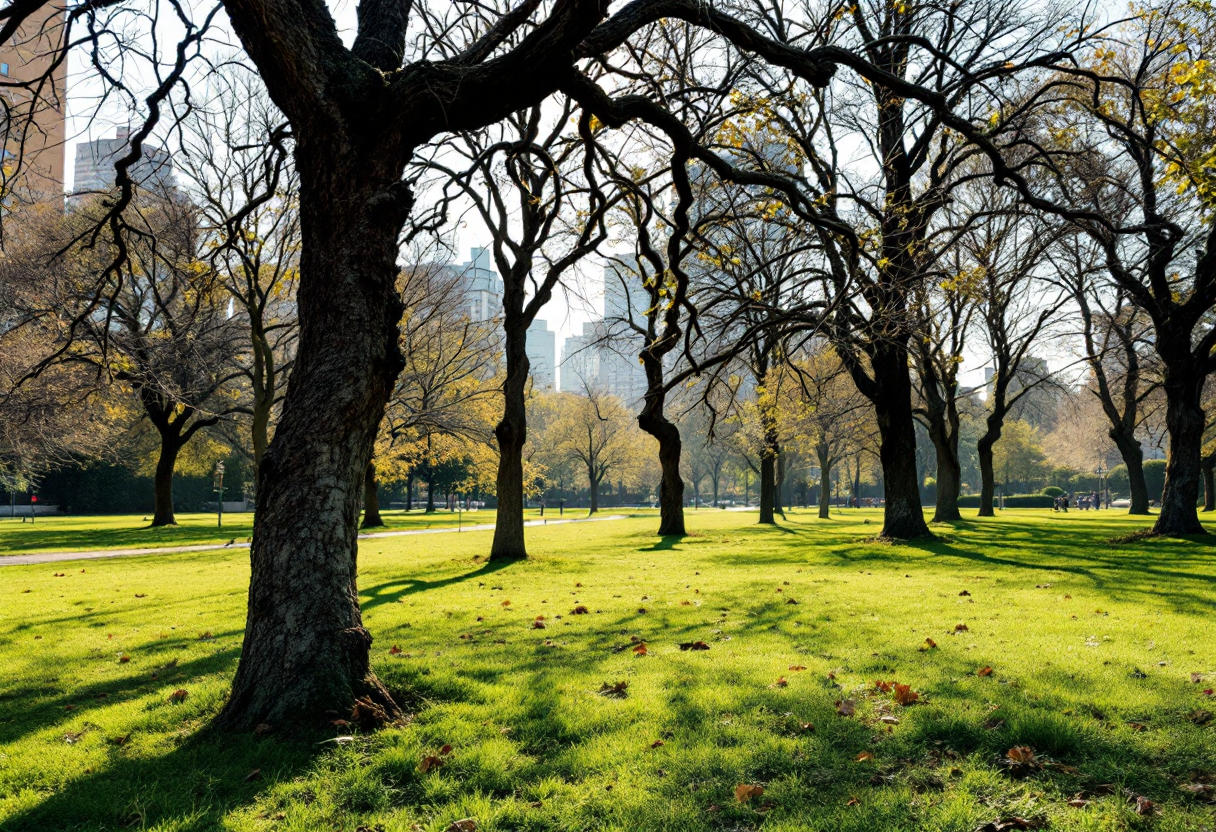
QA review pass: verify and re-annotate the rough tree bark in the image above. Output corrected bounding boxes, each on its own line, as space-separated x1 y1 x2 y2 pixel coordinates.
588 469 601 514
775 452 786 517
151 429 184 527
1153 357 1207 535
816 440 833 519
361 462 383 528
930 430 961 523
490 323 529 559
1111 428 1151 515
216 141 407 729
869 345 931 537
977 423 999 518
1203 449 1216 512
638 387 685 536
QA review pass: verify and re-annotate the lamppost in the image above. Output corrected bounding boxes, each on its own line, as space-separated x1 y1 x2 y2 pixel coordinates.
213 461 225 528
1096 461 1108 509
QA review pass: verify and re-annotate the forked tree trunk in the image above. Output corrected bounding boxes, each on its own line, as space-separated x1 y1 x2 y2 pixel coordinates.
1111 427 1151 515
151 429 183 527
490 325 529 560
216 149 407 729
361 462 383 528
870 345 931 538
638 394 685 536
1153 376 1207 535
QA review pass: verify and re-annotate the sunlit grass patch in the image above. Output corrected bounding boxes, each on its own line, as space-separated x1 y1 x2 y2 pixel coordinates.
1 508 1215 830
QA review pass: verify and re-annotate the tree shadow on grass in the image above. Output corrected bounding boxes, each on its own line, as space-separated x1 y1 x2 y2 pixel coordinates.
641 535 685 552
0 721 320 832
0 642 243 747
360 557 518 611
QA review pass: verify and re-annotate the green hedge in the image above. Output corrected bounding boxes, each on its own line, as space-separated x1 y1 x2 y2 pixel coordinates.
955 494 1056 509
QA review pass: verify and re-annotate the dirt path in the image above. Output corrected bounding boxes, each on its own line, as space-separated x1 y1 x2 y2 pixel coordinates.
0 514 628 566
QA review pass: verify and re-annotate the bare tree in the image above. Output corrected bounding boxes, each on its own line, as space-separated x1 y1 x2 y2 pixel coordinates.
177 67 299 475
1052 235 1161 514
911 257 975 522
368 263 500 526
963 195 1068 516
419 99 615 559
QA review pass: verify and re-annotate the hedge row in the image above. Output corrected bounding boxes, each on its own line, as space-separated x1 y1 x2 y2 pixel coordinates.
955 494 1056 509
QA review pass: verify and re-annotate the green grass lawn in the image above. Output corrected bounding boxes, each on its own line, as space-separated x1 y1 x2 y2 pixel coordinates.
0 507 562 555
2 508 1215 831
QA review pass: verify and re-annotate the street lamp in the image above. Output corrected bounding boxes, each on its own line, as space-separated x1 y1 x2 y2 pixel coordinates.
213 461 225 528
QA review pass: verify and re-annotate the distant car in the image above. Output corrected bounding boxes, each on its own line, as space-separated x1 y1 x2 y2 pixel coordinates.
1110 498 1130 508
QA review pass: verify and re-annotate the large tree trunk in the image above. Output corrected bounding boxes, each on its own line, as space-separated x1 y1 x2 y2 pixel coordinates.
588 470 600 514
977 437 996 518
217 150 407 729
1110 427 1151 515
817 442 832 519
425 472 435 513
490 325 529 560
775 452 786 517
637 393 685 536
150 429 182 527
361 462 383 528
758 410 779 524
759 455 776 524
1153 376 1207 536
1203 453 1215 513
871 344 931 537
250 332 275 474
928 416 961 522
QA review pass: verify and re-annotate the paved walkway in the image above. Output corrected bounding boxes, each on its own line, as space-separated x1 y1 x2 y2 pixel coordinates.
0 514 627 566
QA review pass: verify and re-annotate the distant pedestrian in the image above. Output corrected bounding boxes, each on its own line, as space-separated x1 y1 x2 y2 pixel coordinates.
1062 494 1070 512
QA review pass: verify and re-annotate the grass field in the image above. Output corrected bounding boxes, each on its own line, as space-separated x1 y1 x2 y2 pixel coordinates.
0 507 547 555
2 508 1215 831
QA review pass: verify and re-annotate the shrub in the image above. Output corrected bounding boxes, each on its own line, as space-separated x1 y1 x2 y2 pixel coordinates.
956 494 1055 509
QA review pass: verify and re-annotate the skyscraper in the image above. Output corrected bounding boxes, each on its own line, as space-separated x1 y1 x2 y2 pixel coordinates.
560 321 601 393
451 247 503 322
0 6 66 199
599 264 648 406
73 127 176 196
525 319 556 390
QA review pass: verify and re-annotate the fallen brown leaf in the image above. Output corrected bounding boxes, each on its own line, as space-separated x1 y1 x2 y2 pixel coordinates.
735 783 764 802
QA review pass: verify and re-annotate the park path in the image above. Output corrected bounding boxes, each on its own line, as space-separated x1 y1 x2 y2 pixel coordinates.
0 514 627 567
